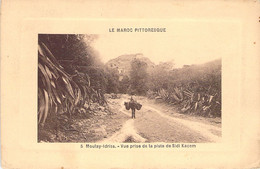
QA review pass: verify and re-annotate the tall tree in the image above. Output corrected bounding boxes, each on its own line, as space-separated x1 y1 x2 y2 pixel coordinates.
147 61 174 91
118 75 130 94
38 34 101 74
129 59 149 95
104 67 120 94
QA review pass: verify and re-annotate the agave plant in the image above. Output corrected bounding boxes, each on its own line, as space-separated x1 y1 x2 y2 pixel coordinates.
155 88 169 101
170 87 184 103
38 42 99 127
154 83 221 117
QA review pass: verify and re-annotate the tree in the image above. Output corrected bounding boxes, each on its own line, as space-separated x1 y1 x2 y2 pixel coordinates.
118 75 130 94
38 34 101 74
104 67 120 93
129 59 149 95
147 61 174 91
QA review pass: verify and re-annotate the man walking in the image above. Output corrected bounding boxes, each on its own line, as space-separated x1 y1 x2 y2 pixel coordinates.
129 96 136 119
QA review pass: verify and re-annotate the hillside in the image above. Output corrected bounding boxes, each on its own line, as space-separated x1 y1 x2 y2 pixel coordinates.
106 53 155 80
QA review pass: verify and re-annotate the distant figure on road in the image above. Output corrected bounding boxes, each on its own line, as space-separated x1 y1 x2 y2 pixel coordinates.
124 96 142 119
129 96 136 119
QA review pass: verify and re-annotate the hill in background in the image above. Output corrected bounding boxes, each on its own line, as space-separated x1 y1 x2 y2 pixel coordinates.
106 53 155 80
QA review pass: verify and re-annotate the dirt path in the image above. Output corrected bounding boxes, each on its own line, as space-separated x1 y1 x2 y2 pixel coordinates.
100 99 146 143
39 95 222 143
101 95 221 143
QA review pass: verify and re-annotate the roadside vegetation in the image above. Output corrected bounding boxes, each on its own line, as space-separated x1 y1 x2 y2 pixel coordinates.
38 34 221 142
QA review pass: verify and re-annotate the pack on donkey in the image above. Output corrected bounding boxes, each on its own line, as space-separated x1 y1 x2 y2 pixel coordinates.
124 96 142 119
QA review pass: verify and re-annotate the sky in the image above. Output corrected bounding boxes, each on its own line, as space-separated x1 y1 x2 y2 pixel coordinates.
91 21 240 68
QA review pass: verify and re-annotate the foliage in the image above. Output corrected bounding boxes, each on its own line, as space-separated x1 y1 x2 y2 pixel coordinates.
118 75 130 94
148 59 222 117
104 67 120 94
129 59 149 95
38 34 106 128
38 34 101 73
147 61 174 91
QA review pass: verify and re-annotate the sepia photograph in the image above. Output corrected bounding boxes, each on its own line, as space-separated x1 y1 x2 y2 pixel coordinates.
38 33 222 143
2 0 260 168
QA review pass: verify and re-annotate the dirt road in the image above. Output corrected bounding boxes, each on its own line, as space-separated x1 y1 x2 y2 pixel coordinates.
101 95 221 143
38 94 221 143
